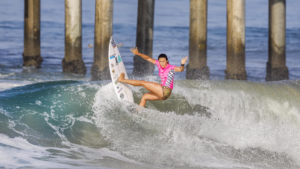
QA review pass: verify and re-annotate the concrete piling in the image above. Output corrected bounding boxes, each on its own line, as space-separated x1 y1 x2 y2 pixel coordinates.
91 0 113 81
187 0 210 80
132 0 155 76
23 0 43 68
63 0 86 74
225 0 247 80
20 1 292 81
266 0 289 81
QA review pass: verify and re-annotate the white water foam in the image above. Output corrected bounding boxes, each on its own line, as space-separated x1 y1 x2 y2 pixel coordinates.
174 80 300 168
92 80 300 169
92 83 238 168
0 80 33 91
0 132 144 169
0 72 15 78
0 133 68 168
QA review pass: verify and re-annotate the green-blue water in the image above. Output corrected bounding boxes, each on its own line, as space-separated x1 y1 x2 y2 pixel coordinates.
1 79 300 168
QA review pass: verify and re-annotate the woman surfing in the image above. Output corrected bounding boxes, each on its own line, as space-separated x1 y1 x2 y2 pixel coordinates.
118 47 188 107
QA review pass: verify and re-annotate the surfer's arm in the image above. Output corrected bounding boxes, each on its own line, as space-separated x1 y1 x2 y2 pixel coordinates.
130 47 156 64
174 66 184 72
174 56 188 72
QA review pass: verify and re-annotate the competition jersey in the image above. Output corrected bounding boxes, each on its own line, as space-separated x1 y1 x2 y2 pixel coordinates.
155 60 176 89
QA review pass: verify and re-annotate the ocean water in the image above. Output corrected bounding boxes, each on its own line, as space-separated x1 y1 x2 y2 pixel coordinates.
1 0 300 168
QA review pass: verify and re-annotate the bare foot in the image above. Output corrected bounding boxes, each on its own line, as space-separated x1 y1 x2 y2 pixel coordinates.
118 73 125 82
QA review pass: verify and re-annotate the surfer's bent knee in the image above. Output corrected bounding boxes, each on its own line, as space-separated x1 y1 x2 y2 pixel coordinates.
141 94 149 102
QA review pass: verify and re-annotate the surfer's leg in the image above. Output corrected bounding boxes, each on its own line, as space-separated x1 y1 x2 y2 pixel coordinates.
118 73 163 98
139 92 162 107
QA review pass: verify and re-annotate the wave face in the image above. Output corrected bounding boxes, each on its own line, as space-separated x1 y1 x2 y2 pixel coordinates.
1 80 300 168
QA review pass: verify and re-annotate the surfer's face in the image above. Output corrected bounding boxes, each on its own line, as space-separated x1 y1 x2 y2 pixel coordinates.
159 58 168 68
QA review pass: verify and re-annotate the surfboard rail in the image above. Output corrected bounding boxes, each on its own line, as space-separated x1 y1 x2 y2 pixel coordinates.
108 36 134 103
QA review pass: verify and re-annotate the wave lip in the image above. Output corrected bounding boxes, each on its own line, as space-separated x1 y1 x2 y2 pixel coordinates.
0 79 32 91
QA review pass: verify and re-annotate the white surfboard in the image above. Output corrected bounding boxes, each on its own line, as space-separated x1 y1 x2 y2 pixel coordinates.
108 36 134 103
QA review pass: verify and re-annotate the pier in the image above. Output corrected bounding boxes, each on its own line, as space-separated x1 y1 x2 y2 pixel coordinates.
267 0 289 81
187 0 210 80
132 0 155 76
63 0 86 74
23 0 43 68
91 0 113 81
19 0 291 81
225 0 247 80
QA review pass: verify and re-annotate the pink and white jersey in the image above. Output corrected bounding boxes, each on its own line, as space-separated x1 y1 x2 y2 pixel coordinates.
155 60 176 89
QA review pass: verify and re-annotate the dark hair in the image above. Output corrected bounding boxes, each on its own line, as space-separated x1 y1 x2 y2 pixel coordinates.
158 54 169 64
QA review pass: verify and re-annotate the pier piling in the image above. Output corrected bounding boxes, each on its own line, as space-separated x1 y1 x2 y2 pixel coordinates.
266 0 289 81
63 0 86 74
133 0 155 76
23 0 43 68
187 0 210 80
225 0 247 80
91 0 113 81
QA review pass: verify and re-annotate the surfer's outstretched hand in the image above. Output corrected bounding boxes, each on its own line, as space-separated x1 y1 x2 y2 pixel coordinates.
181 56 188 65
130 47 139 55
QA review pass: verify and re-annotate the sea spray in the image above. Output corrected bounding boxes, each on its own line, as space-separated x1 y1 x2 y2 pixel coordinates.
93 80 300 169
